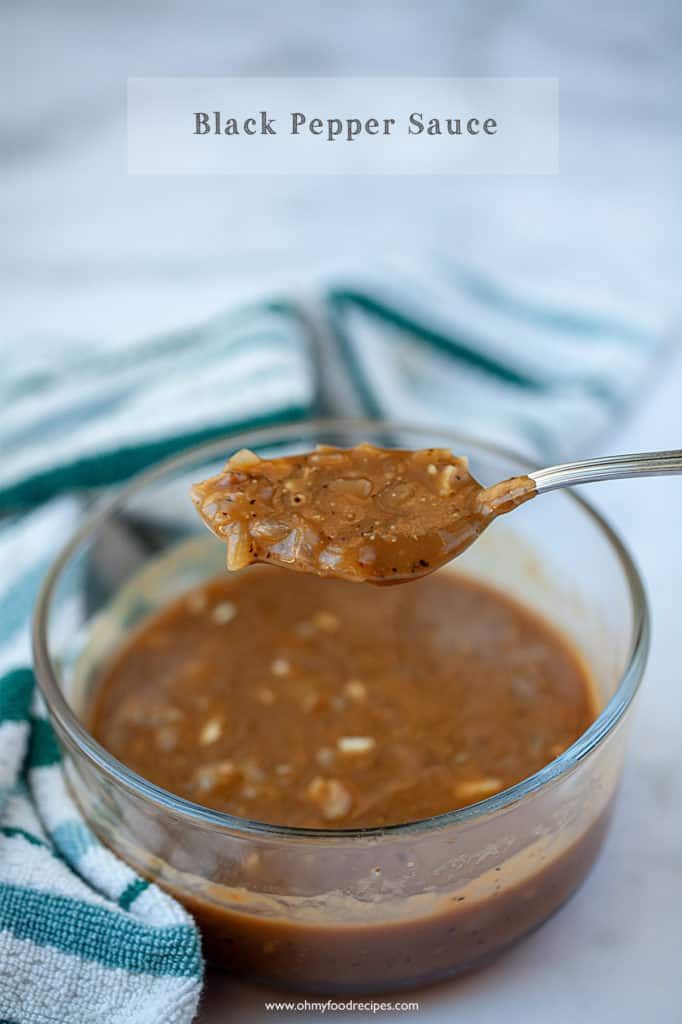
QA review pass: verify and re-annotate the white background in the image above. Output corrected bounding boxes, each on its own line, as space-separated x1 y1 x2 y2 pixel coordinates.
3 2 682 1021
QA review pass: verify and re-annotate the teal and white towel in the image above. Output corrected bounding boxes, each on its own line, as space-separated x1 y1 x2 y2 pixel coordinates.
0 270 662 513
323 267 660 458
0 272 665 1023
0 668 202 1024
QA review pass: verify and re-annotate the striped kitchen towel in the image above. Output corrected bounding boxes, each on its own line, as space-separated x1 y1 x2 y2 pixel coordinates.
0 271 665 1023
0 266 663 514
322 264 662 459
0 504 203 1024
0 668 202 1024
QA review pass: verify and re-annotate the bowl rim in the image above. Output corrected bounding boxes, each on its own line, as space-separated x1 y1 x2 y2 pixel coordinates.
32 417 650 841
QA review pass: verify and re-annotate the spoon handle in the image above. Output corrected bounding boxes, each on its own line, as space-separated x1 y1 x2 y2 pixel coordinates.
529 449 682 493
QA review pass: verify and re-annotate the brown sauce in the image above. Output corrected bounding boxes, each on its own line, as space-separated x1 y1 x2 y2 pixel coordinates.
90 568 596 829
191 444 536 584
89 555 606 991
179 806 613 992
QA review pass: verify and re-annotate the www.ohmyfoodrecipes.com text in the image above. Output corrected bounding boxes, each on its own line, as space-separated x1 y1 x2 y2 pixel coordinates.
264 998 420 1013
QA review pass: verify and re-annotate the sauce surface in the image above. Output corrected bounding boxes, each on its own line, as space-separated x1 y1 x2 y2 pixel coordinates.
191 444 536 584
90 567 596 829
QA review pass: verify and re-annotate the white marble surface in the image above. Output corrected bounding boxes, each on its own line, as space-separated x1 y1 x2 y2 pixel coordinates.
3 2 681 1020
4 1 682 350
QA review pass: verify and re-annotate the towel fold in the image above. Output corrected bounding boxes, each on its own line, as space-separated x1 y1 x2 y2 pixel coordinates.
0 271 664 1023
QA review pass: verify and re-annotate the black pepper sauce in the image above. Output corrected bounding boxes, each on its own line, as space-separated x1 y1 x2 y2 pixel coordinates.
191 443 536 584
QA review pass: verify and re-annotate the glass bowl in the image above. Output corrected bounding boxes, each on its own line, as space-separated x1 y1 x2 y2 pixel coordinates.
33 419 649 994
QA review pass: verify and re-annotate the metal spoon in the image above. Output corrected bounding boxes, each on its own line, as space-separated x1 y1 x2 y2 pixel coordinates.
192 444 682 585
526 448 682 493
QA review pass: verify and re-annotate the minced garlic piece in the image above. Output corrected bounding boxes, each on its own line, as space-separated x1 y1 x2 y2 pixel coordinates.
199 717 223 746
344 680 367 701
337 736 376 755
211 601 237 625
306 777 353 820
312 610 339 632
194 760 237 793
228 448 261 469
455 777 502 801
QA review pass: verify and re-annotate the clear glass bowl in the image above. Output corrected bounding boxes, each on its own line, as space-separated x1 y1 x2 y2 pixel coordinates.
33 420 649 993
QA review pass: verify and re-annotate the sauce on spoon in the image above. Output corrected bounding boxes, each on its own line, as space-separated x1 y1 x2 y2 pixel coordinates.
191 443 536 584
